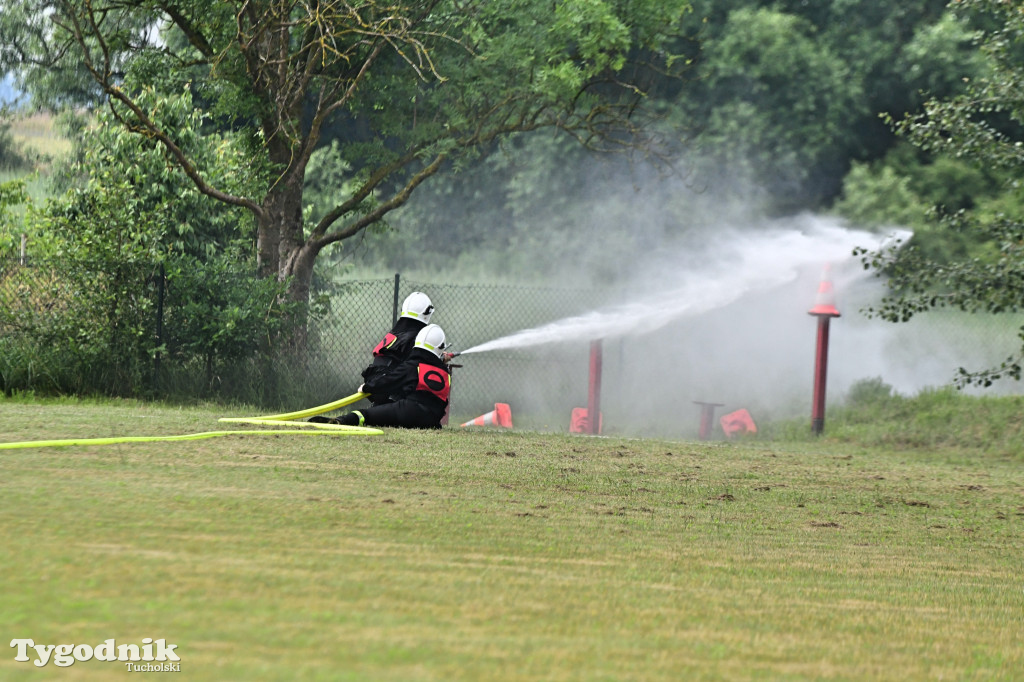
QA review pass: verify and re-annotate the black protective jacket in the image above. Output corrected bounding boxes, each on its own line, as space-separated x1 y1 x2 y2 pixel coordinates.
361 317 427 405
360 348 451 428
373 317 426 366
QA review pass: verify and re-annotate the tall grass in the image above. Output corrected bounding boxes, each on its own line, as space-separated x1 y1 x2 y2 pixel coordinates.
786 379 1024 454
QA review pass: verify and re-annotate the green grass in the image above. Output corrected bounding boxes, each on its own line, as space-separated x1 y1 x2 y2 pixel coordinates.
812 386 1024 455
0 397 1022 681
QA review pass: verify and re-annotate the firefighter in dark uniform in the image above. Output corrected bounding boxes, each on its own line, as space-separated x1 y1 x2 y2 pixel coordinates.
331 324 452 429
362 291 435 407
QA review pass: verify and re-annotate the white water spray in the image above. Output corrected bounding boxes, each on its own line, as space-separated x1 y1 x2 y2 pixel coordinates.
459 218 908 355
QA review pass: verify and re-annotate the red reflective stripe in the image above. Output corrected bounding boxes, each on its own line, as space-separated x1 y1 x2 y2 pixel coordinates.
416 364 450 401
373 332 398 357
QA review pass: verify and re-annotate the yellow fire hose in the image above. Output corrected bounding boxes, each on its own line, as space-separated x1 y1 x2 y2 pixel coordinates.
216 391 369 422
0 392 377 451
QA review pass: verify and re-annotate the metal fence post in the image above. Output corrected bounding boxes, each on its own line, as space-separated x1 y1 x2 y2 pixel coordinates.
392 273 401 325
587 339 603 434
153 263 165 395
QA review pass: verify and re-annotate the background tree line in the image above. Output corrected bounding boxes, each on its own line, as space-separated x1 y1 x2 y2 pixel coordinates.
1 0 1023 399
362 0 991 282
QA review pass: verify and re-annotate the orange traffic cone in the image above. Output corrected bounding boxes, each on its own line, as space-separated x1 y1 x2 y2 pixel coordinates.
807 264 841 317
461 403 513 428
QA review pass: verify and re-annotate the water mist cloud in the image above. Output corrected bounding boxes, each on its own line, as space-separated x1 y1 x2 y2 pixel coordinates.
461 216 906 355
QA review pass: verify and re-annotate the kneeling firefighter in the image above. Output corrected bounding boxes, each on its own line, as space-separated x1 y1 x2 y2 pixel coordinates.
362 291 435 407
323 324 452 429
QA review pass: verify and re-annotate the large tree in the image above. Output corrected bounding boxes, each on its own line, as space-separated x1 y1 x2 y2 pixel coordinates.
0 0 690 308
861 0 1024 387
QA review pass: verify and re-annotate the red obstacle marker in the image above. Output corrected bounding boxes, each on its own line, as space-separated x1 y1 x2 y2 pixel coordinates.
570 407 602 435
720 408 757 438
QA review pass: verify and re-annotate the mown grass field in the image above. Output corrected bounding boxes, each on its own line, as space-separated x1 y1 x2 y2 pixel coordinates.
0 397 1021 681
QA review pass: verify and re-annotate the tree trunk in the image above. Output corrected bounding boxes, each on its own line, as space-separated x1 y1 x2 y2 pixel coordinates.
256 177 317 352
279 242 318 356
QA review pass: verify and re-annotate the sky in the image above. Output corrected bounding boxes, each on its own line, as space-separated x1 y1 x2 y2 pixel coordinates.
0 74 21 106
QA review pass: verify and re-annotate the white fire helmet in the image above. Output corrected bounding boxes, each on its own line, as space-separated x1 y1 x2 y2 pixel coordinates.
414 324 449 358
401 291 434 324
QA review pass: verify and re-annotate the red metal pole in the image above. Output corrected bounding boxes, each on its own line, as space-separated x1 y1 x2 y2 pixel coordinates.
693 401 724 440
587 340 603 435
810 315 831 435
808 264 840 435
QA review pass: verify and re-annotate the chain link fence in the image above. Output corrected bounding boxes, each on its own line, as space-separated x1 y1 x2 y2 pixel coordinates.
4 259 1024 437
298 273 1024 436
310 275 608 430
